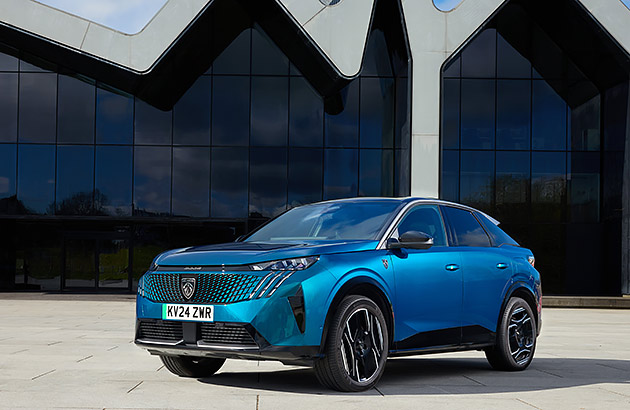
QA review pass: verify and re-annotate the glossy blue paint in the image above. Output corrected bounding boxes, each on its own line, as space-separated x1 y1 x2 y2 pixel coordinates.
136 197 542 359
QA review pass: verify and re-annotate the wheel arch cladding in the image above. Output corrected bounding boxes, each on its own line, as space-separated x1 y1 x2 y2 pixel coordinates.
319 277 394 354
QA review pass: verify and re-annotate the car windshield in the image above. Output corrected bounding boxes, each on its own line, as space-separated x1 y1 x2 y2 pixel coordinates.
244 201 401 242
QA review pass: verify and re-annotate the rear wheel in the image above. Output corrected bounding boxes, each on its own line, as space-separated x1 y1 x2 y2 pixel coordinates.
314 295 389 392
160 355 226 378
485 297 536 371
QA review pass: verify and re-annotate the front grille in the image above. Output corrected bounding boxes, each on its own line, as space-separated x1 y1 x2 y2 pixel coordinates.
200 323 257 346
138 320 183 342
143 272 262 304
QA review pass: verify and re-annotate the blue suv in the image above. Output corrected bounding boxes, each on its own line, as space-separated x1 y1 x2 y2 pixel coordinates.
136 198 542 391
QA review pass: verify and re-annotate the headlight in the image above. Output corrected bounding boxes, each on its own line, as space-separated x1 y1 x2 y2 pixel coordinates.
249 256 319 271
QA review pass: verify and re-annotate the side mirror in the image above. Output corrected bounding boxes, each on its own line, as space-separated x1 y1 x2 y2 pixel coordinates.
387 231 434 250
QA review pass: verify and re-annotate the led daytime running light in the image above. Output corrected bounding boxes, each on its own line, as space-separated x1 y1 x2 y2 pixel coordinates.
250 256 319 271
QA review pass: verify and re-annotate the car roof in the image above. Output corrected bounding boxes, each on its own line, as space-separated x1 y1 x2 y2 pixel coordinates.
309 197 500 225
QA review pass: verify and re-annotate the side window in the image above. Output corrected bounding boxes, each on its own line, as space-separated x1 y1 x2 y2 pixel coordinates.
475 212 520 247
441 206 491 247
394 205 447 246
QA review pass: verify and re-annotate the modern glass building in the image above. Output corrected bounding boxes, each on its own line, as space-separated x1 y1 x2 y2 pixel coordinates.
0 0 628 296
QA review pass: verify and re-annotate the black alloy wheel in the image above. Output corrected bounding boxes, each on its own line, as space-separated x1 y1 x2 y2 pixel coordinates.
486 296 537 371
315 295 389 391
160 355 226 378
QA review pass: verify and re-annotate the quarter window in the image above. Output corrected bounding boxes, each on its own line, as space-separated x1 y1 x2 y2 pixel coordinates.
442 206 491 247
394 205 447 246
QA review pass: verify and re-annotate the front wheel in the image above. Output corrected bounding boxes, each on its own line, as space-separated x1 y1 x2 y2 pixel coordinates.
314 295 389 392
160 355 225 378
485 297 537 371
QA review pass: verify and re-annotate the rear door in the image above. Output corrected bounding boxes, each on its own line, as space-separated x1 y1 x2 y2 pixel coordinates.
388 204 463 350
441 206 512 344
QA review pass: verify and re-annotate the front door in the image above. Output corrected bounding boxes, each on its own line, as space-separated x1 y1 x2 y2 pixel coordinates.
389 204 463 350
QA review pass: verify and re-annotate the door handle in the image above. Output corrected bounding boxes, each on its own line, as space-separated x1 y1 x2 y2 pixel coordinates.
445 264 460 271
496 263 509 270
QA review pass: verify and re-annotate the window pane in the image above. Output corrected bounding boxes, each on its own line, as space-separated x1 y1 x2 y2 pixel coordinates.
289 77 323 147
532 152 566 222
95 146 132 216
570 94 600 151
497 80 530 150
395 75 410 150
135 99 172 145
497 33 530 78
496 151 529 223
325 82 359 148
252 28 289 76
212 76 249 146
0 45 18 71
96 88 133 145
19 73 57 143
476 212 519 247
56 146 94 215
57 75 95 144
359 149 393 197
461 29 496 78
442 79 460 149
249 147 287 218
173 76 210 145
213 29 250 75
288 148 322 207
0 73 17 143
394 148 410 197
251 77 288 146
461 79 495 149
17 145 55 214
532 80 566 150
133 146 171 216
0 144 16 210
396 205 446 246
362 29 393 77
460 151 494 212
441 150 459 202
324 149 358 200
442 206 491 247
569 152 599 223
172 147 210 217
443 56 460 78
360 78 394 148
211 147 248 218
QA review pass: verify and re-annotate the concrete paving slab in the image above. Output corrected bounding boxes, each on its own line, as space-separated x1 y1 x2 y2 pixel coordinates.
1 299 629 409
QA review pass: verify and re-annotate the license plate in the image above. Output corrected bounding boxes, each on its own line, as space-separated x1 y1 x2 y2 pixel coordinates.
163 304 214 322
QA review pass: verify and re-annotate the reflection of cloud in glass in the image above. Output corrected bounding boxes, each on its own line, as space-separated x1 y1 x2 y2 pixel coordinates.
622 0 630 11
433 0 464 12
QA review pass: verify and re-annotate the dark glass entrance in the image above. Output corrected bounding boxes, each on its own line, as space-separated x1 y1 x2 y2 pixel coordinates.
62 231 131 290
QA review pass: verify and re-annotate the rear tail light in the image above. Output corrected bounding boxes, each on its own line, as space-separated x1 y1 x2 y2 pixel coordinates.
527 255 535 268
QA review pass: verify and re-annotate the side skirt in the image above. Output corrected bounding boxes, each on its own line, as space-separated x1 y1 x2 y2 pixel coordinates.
388 342 495 358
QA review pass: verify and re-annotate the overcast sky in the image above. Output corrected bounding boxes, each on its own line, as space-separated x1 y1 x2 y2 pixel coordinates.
36 0 167 34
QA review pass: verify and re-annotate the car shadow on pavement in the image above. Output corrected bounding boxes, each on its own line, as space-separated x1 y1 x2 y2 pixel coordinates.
198 357 630 395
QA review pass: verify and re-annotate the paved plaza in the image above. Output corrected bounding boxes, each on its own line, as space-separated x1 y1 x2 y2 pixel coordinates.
0 295 629 409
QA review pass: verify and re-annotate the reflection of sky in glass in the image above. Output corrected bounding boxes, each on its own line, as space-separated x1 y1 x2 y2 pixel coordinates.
622 0 630 10
433 0 464 12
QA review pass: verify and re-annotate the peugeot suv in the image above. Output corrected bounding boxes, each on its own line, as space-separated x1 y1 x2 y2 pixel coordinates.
135 198 542 391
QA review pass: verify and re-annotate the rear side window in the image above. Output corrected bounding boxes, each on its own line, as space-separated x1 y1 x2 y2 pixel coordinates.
441 206 491 247
475 212 520 247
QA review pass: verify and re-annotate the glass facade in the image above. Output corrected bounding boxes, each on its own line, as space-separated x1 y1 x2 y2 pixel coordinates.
441 4 629 295
0 16 410 291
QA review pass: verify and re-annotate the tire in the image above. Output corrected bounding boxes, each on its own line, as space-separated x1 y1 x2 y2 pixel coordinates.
160 355 226 378
314 295 389 392
485 296 537 371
